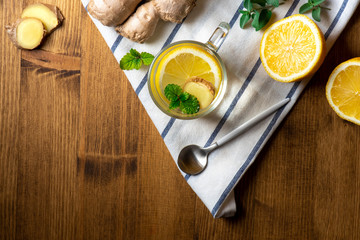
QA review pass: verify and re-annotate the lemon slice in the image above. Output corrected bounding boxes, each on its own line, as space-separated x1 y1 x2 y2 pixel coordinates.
260 14 325 82
326 58 360 125
157 45 222 92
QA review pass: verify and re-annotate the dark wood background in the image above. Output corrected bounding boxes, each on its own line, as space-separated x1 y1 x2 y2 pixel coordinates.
1 1 359 239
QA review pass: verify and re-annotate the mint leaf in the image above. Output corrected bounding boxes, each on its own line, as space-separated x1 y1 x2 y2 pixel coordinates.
266 0 279 7
252 9 271 31
252 0 267 7
259 9 272 30
240 12 251 28
164 84 182 102
169 99 180 109
299 3 313 13
313 0 326 6
129 48 141 58
180 95 200 114
140 52 154 66
132 58 143 70
251 10 261 30
164 84 200 114
179 92 190 102
239 0 283 31
120 49 154 70
120 52 142 70
299 0 329 20
312 7 321 22
244 0 252 10
239 10 249 14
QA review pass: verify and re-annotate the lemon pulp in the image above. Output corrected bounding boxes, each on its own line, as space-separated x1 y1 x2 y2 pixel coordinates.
260 14 325 82
155 45 222 98
326 58 360 125
264 20 316 77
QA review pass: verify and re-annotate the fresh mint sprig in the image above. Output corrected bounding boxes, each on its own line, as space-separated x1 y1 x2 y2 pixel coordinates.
299 0 330 22
164 84 200 114
239 0 286 31
120 48 154 70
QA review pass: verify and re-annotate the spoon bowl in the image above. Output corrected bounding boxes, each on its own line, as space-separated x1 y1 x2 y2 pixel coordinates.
178 144 217 175
177 98 290 175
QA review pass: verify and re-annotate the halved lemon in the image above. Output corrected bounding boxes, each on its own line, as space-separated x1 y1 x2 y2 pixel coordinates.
260 14 325 82
326 58 360 125
157 45 222 92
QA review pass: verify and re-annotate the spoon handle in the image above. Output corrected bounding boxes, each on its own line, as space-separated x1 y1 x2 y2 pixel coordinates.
216 98 290 147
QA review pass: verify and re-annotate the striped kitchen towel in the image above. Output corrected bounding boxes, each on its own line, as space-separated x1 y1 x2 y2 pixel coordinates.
81 0 359 217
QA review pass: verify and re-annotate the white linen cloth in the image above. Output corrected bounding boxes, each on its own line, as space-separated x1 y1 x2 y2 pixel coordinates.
81 0 359 217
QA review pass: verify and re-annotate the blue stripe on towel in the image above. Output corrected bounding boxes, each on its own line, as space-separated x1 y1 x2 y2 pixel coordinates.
211 0 349 216
161 118 176 139
229 2 244 28
284 0 299 18
135 72 148 95
184 0 301 180
111 35 123 53
162 23 184 48
325 0 348 40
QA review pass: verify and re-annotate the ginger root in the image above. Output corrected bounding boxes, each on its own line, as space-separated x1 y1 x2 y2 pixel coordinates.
6 18 46 50
153 0 196 23
116 2 159 44
21 3 64 33
183 77 215 109
88 0 142 27
118 0 196 42
89 0 197 43
6 3 64 50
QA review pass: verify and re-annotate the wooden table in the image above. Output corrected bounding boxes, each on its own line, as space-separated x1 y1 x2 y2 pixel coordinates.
1 1 360 239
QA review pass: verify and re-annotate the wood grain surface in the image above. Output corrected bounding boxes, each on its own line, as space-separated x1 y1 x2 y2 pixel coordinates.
1 1 359 239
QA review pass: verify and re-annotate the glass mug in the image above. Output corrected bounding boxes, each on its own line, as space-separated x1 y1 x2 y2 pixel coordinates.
148 22 230 119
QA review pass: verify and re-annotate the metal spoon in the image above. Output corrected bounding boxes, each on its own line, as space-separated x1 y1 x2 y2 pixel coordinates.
177 98 290 175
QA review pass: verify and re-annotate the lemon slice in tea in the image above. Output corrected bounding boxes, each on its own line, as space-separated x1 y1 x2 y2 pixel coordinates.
157 45 222 94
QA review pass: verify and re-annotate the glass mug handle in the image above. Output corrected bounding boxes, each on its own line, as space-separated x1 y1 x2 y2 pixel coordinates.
205 22 230 52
